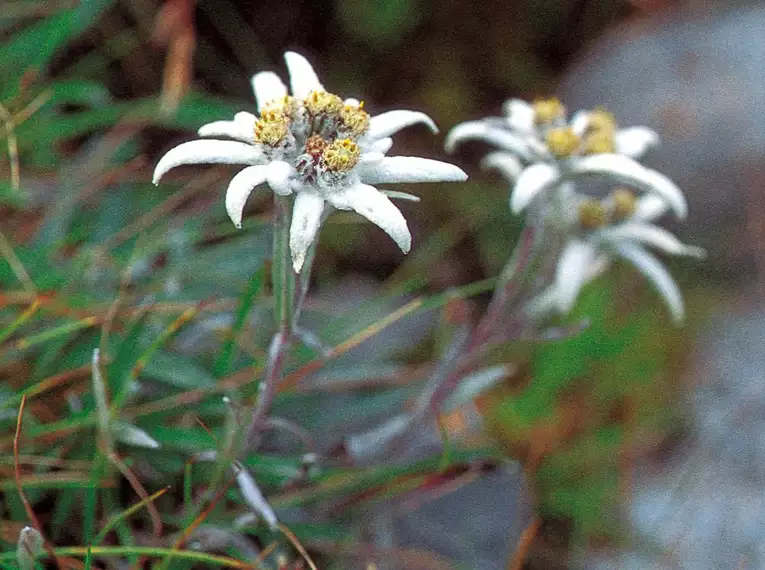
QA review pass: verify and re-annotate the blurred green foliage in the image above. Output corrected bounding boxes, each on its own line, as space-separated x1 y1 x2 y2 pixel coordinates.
0 0 688 568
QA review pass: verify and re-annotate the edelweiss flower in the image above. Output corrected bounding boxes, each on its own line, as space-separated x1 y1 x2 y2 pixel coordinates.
530 188 705 322
445 99 676 216
153 51 467 272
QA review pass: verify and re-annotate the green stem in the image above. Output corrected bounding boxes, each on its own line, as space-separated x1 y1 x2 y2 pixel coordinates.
244 195 297 448
0 546 263 569
272 195 295 335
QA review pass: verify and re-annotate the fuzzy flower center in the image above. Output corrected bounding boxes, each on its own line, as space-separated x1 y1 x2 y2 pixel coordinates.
610 188 637 220
533 98 565 124
578 199 608 229
255 109 290 146
546 127 580 158
305 90 344 116
340 101 370 136
586 109 616 133
582 129 615 154
322 138 361 172
256 89 371 187
575 189 638 230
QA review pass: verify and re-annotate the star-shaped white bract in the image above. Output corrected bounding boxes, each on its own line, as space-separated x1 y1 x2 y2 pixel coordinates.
529 190 705 323
153 51 467 272
446 98 702 322
445 99 674 217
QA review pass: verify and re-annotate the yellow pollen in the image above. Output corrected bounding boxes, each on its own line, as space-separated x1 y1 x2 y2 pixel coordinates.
610 188 637 220
304 90 343 116
340 101 370 135
582 129 615 154
587 108 617 133
533 97 565 124
254 109 289 145
262 95 295 115
546 127 580 158
578 199 608 229
322 138 360 172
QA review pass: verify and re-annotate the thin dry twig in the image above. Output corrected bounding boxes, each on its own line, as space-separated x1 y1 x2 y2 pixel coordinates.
14 395 65 570
108 453 164 543
277 523 319 570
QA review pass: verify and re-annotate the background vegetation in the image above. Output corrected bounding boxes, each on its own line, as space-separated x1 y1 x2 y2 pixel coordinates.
0 0 719 568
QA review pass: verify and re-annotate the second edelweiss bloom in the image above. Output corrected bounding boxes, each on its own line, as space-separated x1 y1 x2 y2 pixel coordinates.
153 52 467 272
530 188 705 322
446 97 704 322
445 99 677 217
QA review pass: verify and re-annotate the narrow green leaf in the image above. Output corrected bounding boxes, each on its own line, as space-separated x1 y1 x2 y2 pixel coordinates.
213 266 265 377
0 0 117 95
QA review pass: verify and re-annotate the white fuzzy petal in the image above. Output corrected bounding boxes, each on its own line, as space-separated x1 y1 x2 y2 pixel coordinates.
363 137 393 154
225 165 268 228
266 160 296 196
615 127 660 159
284 51 323 99
569 154 688 218
198 112 257 143
481 151 524 181
611 241 685 323
358 151 385 165
366 110 438 141
380 190 420 202
153 140 264 185
327 183 411 253
444 121 542 160
502 99 535 133
290 192 325 273
357 156 467 184
597 223 706 258
570 110 591 137
510 163 561 214
555 240 597 314
251 72 288 112
633 194 669 222
344 97 361 106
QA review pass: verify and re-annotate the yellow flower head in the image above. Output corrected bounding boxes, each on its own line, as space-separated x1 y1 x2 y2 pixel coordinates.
255 110 289 146
582 129 616 155
578 198 608 229
533 97 565 124
305 90 343 116
546 127 580 158
587 108 616 133
262 95 296 115
611 188 637 221
340 101 370 136
322 138 361 172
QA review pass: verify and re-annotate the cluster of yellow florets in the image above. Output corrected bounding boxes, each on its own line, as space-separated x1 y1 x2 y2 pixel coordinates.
340 101 370 136
532 100 619 157
533 97 566 124
610 188 637 220
546 127 580 158
255 108 290 145
304 90 344 116
581 109 616 154
322 138 361 172
577 188 637 229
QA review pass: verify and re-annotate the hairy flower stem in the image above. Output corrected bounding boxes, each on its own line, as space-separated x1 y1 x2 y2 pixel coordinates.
425 226 541 414
346 227 543 463
246 196 298 448
470 226 539 349
272 195 296 335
